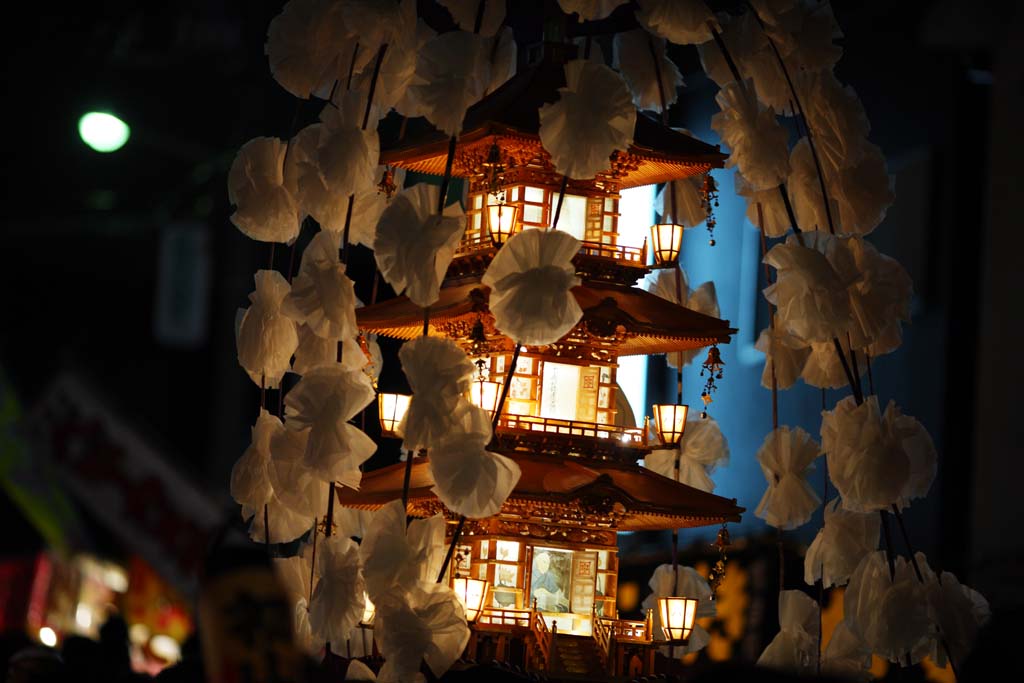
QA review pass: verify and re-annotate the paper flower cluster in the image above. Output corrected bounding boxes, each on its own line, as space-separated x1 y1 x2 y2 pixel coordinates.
398 335 476 451
656 174 707 228
539 59 636 180
375 183 466 308
710 79 790 192
636 0 714 45
757 590 819 675
754 426 821 530
482 228 583 346
804 498 880 588
228 137 300 244
282 230 359 341
645 415 729 493
821 396 936 513
237 270 300 389
613 29 683 112
641 564 716 656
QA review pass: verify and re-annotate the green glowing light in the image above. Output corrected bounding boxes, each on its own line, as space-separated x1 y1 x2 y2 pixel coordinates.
78 112 130 153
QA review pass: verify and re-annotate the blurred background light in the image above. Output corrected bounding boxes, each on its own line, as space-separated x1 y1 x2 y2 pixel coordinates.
78 112 130 153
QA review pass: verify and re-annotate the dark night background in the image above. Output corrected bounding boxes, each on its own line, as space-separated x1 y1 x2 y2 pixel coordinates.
1 0 1022 677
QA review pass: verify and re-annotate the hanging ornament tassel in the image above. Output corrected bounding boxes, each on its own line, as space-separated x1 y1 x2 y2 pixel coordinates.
702 173 719 245
699 346 725 419
708 524 730 598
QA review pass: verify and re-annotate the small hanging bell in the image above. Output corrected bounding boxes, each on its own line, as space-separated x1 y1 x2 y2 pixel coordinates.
377 166 397 199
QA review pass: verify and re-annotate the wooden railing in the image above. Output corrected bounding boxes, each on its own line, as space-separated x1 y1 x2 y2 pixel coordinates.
592 606 611 669
577 239 646 264
605 616 652 642
496 413 648 447
530 607 554 671
478 607 532 628
453 233 647 264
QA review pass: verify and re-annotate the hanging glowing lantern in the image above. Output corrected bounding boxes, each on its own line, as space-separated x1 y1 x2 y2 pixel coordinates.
378 393 411 436
649 222 685 266
657 596 699 643
652 403 689 445
452 577 488 623
485 198 521 246
470 379 502 417
361 594 376 625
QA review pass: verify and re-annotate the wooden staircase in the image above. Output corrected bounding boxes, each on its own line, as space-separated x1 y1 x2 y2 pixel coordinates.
551 634 607 678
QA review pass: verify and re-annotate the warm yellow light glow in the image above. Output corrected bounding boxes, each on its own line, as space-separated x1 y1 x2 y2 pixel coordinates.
486 200 520 245
653 404 689 445
650 223 685 266
452 577 487 623
361 594 376 625
378 393 410 436
658 596 698 642
470 379 502 417
38 626 57 647
75 603 93 629
150 634 182 662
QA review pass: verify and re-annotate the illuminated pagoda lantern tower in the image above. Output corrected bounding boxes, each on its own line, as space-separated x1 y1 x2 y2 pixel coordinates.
340 50 744 679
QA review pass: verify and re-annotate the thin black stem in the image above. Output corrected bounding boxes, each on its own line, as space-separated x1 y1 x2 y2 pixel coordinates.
707 23 744 85
745 2 837 236
325 483 336 538
423 307 430 338
647 35 670 125
401 450 414 511
436 516 467 583
552 176 569 230
473 0 487 35
846 334 864 399
831 338 863 404
437 136 458 214
341 194 355 265
346 43 360 92
264 503 270 553
866 352 875 395
361 44 388 130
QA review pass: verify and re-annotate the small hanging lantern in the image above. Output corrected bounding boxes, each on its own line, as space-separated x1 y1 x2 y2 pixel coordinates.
708 524 731 598
452 577 488 623
699 346 724 419
652 403 689 446
377 392 411 436
377 166 397 200
485 196 520 246
649 222 685 267
701 173 719 246
657 596 699 643
471 378 502 418
481 142 506 194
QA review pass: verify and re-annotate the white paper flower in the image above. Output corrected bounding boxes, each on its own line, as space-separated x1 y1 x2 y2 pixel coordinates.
538 59 636 180
284 364 377 486
804 498 880 588
346 660 377 680
557 1 626 21
281 231 359 341
486 27 517 95
755 327 810 390
657 175 706 228
248 493 317 544
273 542 318 655
645 415 729 493
266 0 352 99
757 590 819 675
698 12 790 110
341 0 410 57
844 237 912 352
645 267 720 368
822 620 872 681
292 325 338 375
883 401 937 510
763 232 856 344
238 270 299 388
309 535 367 644
398 335 476 450
923 569 990 669
800 341 854 389
825 143 894 237
613 29 683 113
711 79 790 192
755 426 821 530
267 426 328 515
315 90 379 201
736 171 792 237
798 70 870 177
845 551 933 663
349 0 420 108
788 138 834 233
641 564 715 655
482 228 583 346
231 409 281 517
360 500 445 602
636 0 714 45
374 183 466 308
375 583 470 683
821 396 908 513
229 137 300 244
407 30 491 136
430 402 521 518
440 0 505 35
